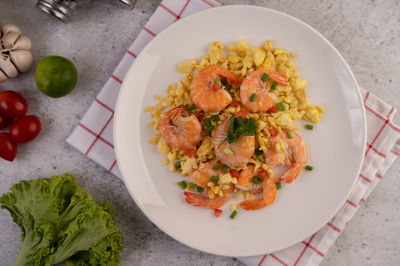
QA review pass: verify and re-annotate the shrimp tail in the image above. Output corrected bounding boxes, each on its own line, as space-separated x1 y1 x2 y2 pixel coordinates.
240 200 268 211
279 163 303 183
266 69 289 86
240 177 276 210
184 192 208 208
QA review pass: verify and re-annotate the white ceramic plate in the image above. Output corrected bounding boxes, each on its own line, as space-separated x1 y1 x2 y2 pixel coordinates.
114 5 366 257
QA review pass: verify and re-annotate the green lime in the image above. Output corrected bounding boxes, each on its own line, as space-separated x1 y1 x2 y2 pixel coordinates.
35 56 78 98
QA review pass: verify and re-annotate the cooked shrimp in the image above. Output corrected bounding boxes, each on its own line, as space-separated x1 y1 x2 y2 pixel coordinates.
190 161 222 187
264 132 286 166
184 184 234 209
240 176 277 210
213 119 255 168
159 106 202 150
264 130 307 183
190 65 242 112
240 68 288 112
236 164 268 194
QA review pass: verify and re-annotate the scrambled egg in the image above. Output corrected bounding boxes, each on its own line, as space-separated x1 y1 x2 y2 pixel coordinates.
145 40 324 181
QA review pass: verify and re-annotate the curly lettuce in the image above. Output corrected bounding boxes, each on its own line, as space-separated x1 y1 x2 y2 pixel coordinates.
0 174 123 266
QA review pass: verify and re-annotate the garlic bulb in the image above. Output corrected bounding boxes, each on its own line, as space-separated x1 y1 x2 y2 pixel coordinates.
0 24 33 82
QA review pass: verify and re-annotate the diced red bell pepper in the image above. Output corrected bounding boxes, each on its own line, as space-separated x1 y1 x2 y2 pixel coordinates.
269 128 278 137
212 84 220 91
257 169 268 179
214 208 223 218
235 110 249 118
187 149 195 158
230 100 239 108
268 105 278 113
196 114 204 122
230 169 240 178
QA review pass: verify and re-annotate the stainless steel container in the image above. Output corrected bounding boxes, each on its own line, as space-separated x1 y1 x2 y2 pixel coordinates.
36 0 135 22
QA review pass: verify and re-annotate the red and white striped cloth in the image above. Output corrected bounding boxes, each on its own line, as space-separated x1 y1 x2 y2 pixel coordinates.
66 0 400 265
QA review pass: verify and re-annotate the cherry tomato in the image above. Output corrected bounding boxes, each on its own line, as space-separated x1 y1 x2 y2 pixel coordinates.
9 116 41 143
0 114 6 129
0 90 28 118
0 133 17 161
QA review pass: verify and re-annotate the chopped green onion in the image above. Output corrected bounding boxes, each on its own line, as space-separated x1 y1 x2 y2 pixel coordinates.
213 165 220 170
230 210 238 219
254 149 263 156
252 176 260 184
227 84 233 91
217 139 227 149
250 93 257 102
276 181 281 190
189 182 196 189
258 155 265 163
270 81 278 90
174 161 181 170
186 105 196 111
287 102 291 108
276 102 285 111
204 118 212 127
224 148 234 155
212 115 220 122
222 164 229 173
204 118 215 132
214 79 220 85
206 126 214 132
179 98 184 105
221 77 228 86
287 131 293 139
197 186 204 192
305 124 314 130
261 73 269 82
211 176 220 182
305 165 314 171
179 181 187 189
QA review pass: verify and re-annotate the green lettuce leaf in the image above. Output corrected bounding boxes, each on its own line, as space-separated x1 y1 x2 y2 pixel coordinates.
0 174 123 266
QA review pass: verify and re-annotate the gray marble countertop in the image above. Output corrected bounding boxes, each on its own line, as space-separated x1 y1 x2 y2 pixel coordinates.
0 0 399 265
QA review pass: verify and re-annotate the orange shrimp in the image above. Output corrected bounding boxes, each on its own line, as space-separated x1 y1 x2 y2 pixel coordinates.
264 133 286 166
190 161 222 187
240 69 288 112
240 176 277 211
184 184 234 209
159 106 202 150
213 119 255 168
190 65 242 112
236 164 268 193
264 130 308 183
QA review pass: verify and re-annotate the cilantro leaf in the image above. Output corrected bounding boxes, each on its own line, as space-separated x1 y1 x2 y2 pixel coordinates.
225 115 256 145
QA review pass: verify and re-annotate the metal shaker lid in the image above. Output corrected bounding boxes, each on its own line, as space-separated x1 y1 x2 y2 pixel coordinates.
36 0 78 22
36 0 135 22
118 0 135 8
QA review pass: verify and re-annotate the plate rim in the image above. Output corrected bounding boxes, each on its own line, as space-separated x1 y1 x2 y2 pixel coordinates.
114 5 367 257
